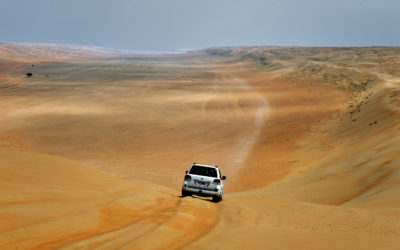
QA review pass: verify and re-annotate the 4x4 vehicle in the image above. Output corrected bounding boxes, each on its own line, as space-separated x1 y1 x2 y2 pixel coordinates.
181 163 226 202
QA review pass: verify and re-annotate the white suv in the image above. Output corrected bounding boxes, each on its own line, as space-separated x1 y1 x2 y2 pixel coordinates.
181 163 226 202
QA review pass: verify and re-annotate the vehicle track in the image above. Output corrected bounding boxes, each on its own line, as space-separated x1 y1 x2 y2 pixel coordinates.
51 193 220 250
85 70 269 249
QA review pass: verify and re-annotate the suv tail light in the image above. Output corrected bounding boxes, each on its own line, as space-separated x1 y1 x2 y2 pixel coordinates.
184 175 191 181
213 179 221 185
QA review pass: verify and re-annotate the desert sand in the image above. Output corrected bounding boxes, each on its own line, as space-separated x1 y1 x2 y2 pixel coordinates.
0 43 399 249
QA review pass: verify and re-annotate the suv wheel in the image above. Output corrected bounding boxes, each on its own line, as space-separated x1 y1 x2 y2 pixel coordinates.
212 195 222 202
181 189 191 197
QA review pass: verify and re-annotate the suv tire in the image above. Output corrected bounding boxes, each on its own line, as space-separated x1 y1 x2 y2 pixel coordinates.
182 189 191 197
212 195 222 202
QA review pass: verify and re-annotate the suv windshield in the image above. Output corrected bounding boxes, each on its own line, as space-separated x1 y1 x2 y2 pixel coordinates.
189 166 218 178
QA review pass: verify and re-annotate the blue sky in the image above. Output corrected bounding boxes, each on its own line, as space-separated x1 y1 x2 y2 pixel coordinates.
0 0 399 51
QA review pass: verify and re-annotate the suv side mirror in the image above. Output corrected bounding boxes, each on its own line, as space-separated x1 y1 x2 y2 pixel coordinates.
222 176 226 180
185 171 188 174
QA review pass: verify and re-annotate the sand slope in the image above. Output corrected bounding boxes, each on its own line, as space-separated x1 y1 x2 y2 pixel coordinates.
0 149 219 249
188 78 400 249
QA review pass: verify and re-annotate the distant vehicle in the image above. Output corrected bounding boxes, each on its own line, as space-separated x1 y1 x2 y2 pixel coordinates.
26 73 33 77
181 163 226 202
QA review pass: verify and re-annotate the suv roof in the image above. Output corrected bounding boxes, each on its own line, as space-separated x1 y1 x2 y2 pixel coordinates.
191 163 218 169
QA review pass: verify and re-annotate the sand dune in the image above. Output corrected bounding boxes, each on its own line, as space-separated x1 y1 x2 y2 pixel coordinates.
0 44 399 249
0 149 220 249
189 72 400 249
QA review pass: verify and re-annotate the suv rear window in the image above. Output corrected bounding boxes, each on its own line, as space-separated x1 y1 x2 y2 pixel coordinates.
189 166 218 177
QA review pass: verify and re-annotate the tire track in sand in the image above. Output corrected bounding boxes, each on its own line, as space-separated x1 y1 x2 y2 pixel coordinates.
115 72 271 249
221 74 270 182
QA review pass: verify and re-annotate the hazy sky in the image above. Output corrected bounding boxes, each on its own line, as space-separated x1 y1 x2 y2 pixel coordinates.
1 0 399 51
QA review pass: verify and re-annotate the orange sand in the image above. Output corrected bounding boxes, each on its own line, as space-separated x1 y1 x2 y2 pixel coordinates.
0 43 399 249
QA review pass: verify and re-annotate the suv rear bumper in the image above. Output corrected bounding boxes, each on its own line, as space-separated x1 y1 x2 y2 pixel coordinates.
182 186 221 196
